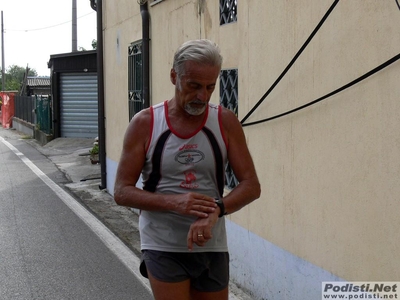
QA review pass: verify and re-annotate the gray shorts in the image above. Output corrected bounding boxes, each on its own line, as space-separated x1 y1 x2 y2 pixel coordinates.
140 250 229 292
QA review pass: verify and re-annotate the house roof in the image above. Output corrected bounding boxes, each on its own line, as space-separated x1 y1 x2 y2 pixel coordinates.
27 76 50 87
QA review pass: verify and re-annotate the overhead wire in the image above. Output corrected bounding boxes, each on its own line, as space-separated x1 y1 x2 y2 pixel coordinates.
241 0 400 127
240 0 340 125
6 12 95 32
241 53 400 127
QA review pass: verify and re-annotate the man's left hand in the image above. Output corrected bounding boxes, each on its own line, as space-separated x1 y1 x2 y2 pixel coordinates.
187 211 219 251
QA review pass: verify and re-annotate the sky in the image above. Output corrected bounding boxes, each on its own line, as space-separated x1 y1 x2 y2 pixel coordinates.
0 0 97 76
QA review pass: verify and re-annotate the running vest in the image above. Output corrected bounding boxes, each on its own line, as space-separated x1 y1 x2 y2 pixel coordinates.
139 101 228 252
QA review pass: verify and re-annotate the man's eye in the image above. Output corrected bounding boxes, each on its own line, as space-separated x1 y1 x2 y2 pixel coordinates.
188 83 199 89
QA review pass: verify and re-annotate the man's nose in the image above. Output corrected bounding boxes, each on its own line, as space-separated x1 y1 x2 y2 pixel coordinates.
197 87 208 101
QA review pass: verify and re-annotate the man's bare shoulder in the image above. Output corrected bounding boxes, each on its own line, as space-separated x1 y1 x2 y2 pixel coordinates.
131 107 151 124
125 107 151 133
124 107 152 144
220 106 241 129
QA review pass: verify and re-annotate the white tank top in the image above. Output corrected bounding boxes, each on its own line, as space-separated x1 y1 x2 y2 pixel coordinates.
139 101 228 252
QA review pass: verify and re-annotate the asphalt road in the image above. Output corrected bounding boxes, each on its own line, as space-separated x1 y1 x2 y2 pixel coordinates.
0 132 152 300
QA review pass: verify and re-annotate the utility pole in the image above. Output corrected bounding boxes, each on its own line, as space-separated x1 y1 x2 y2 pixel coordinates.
72 0 77 51
1 11 5 91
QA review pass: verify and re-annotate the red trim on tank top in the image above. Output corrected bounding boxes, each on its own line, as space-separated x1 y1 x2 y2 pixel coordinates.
145 106 154 154
164 100 209 139
218 106 228 150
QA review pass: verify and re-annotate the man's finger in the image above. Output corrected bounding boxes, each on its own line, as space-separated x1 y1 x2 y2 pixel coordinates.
187 230 193 251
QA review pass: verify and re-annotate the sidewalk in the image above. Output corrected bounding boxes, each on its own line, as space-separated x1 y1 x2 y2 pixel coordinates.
3 128 253 300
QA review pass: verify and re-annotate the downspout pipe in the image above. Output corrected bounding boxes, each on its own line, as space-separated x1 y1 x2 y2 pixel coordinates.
94 0 107 190
140 3 150 109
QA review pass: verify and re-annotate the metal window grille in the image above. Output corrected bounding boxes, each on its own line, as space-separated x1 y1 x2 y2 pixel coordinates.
220 69 239 190
220 0 237 25
220 69 238 116
150 0 164 4
128 41 143 120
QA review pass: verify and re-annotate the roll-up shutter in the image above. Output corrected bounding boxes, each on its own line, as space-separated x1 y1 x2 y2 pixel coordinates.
60 73 98 138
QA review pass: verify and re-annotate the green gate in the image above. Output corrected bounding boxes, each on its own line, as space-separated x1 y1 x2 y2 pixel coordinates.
36 95 52 134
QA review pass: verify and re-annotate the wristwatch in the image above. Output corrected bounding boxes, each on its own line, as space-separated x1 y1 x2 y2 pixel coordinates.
214 199 226 218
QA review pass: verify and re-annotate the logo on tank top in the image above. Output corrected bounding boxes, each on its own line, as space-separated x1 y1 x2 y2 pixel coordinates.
180 169 199 189
175 144 205 165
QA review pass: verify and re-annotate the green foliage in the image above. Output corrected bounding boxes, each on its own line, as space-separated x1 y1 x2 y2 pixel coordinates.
89 144 99 155
0 65 37 91
78 39 96 52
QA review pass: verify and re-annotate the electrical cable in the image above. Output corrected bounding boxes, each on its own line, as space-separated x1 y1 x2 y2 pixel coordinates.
6 12 95 32
240 0 340 125
241 53 400 127
396 0 400 10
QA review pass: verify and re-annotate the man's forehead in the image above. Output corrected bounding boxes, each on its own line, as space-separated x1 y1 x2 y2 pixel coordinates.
182 62 220 79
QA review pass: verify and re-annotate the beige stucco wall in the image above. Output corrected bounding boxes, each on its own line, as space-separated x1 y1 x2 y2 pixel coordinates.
103 0 143 159
235 0 400 281
103 0 400 282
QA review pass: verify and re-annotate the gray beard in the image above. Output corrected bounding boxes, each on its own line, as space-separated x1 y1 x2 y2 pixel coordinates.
184 102 206 116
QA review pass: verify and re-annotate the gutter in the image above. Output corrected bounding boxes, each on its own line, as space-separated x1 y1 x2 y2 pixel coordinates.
140 3 150 109
94 0 107 190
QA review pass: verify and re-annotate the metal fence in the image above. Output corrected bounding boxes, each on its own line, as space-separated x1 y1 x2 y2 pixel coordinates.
14 95 52 135
14 95 36 124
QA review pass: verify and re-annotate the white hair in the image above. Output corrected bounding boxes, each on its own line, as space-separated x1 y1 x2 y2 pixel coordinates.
173 39 223 78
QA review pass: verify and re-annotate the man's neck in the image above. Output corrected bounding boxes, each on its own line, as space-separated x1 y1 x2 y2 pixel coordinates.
167 99 207 135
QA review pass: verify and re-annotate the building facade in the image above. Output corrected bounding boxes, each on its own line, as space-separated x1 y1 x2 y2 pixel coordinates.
101 1 400 299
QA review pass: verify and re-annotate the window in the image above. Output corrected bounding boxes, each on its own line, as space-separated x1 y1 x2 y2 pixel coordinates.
128 41 143 120
220 69 238 115
220 69 239 189
220 0 237 25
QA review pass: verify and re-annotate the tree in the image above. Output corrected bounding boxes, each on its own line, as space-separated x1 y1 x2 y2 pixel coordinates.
0 65 37 92
78 39 96 51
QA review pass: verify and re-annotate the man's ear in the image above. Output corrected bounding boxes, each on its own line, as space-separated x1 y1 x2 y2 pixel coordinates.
170 68 177 85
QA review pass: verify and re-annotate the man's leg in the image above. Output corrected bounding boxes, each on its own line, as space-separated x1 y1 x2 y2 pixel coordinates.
148 271 191 300
190 287 229 300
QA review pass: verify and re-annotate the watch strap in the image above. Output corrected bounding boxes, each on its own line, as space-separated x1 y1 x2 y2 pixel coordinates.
215 199 226 218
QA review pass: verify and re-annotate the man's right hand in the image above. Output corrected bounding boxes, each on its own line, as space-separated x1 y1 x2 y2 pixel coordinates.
172 193 217 218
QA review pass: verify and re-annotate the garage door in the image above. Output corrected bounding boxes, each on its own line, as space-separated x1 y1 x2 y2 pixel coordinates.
60 73 98 138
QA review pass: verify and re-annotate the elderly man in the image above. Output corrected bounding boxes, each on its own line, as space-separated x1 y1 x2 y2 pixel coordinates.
114 39 260 300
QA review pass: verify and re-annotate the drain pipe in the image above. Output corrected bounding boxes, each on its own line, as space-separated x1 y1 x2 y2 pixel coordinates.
93 0 107 190
140 2 150 109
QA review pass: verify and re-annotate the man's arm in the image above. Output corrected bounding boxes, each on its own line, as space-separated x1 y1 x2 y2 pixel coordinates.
187 107 261 250
219 107 261 214
113 109 216 218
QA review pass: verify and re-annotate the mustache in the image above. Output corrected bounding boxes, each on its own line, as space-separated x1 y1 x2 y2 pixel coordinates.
189 100 206 105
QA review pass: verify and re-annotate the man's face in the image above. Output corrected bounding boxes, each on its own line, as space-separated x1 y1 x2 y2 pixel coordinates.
171 61 220 116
